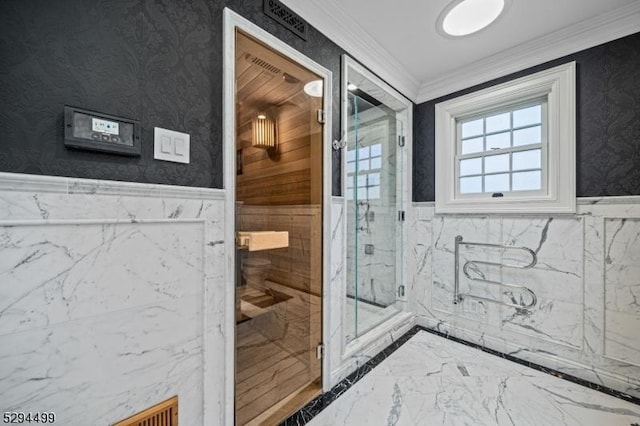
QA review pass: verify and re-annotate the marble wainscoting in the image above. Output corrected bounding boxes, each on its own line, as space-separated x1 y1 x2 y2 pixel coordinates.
408 197 640 399
0 173 227 426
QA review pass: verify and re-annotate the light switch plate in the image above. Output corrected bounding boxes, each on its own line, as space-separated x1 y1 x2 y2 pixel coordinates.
154 127 190 164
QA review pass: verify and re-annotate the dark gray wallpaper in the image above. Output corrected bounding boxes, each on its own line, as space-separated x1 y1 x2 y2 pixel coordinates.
0 0 344 194
413 31 640 201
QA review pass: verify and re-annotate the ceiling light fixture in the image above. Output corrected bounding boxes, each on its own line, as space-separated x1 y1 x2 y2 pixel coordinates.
304 80 323 97
437 0 510 38
347 83 358 91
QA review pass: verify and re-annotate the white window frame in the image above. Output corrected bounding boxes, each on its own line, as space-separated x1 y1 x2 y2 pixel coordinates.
435 62 576 214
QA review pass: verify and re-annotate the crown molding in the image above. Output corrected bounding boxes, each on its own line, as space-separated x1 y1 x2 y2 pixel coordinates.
280 0 420 102
416 2 640 103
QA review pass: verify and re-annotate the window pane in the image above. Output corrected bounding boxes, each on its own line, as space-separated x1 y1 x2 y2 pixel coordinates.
347 162 355 174
486 112 510 133
368 186 380 199
460 176 482 194
359 146 370 157
357 187 366 199
486 132 510 150
512 149 541 171
513 125 541 146
370 144 382 156
461 137 483 154
513 105 541 127
370 157 381 169
358 159 369 171
460 157 482 176
461 119 483 138
347 150 356 162
513 171 541 191
357 175 367 187
368 173 380 186
485 173 510 192
347 178 354 188
485 153 509 173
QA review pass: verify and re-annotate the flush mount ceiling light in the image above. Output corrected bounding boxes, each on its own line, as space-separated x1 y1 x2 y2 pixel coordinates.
347 83 358 91
304 79 323 97
437 0 510 38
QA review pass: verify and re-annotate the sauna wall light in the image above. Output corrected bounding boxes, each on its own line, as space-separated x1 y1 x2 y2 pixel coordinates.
252 114 277 150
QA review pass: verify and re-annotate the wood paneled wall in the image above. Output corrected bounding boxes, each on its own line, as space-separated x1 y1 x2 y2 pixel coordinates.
237 205 322 297
236 95 322 206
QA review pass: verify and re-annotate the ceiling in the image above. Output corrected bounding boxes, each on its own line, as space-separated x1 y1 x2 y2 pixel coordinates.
282 0 640 103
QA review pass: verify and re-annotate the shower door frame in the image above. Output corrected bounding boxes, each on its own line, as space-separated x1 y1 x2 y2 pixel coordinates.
339 54 413 361
222 8 333 426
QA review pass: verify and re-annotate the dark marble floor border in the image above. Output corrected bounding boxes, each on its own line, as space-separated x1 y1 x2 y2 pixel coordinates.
279 326 423 425
280 325 640 425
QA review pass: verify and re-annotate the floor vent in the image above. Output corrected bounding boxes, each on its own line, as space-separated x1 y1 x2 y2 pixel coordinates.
264 0 308 41
112 396 178 426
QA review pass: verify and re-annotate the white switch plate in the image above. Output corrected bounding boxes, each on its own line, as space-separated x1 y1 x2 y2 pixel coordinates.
154 127 190 164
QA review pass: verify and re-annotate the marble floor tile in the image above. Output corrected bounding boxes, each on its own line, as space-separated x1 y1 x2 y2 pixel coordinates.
307 331 640 426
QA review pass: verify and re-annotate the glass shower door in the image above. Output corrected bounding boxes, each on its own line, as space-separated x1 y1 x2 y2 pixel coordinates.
345 89 404 341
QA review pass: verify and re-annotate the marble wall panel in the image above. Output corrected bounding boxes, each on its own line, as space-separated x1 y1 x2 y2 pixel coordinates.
328 198 346 381
604 218 640 366
0 173 227 426
409 199 640 398
500 217 584 350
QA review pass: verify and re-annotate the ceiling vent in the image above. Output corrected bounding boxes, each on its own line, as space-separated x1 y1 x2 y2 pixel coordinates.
244 53 282 76
264 0 308 41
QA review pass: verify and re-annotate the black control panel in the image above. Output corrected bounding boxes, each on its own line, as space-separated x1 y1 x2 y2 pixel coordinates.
64 106 141 156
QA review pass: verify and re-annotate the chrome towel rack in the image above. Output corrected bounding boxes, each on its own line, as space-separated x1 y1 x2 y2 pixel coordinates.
454 235 538 310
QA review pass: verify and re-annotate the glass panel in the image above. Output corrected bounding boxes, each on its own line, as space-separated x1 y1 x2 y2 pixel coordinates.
512 149 541 170
368 186 380 199
486 112 510 133
235 31 322 425
513 125 541 146
346 86 401 341
486 132 510 150
485 173 510 192
460 157 482 176
346 188 353 199
461 137 483 154
347 161 355 174
484 153 509 173
461 118 483 138
513 104 541 127
513 171 541 191
460 176 482 193
370 157 382 170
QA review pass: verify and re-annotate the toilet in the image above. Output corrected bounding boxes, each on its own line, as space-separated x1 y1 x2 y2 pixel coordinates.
241 254 271 291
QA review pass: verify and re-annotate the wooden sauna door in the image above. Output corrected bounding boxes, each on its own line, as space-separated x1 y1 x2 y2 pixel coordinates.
234 30 324 425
